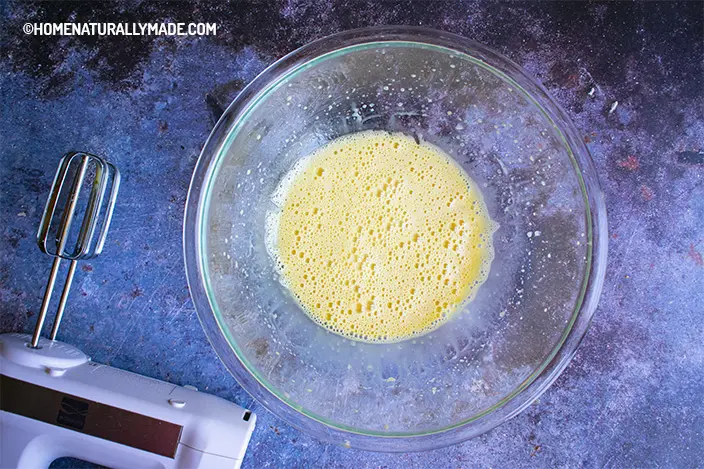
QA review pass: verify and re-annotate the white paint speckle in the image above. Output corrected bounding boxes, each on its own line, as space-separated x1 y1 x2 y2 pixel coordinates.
609 101 619 114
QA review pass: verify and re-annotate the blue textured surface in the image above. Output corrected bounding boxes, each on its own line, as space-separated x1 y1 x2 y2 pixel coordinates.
1 2 703 467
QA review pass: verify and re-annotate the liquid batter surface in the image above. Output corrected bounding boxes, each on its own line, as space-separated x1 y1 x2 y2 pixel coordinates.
268 131 496 342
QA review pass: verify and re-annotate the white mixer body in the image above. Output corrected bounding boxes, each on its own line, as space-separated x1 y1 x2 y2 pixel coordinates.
0 333 256 469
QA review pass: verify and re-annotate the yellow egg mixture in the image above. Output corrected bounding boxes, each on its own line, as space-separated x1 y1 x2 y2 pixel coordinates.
268 130 496 342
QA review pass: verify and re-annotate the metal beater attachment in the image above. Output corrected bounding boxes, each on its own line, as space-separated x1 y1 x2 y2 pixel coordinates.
30 153 120 348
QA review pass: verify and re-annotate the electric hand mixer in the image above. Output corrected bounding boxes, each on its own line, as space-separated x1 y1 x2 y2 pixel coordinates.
0 153 256 469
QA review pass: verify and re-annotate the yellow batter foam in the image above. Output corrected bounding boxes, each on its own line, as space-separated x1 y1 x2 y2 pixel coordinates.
269 130 496 343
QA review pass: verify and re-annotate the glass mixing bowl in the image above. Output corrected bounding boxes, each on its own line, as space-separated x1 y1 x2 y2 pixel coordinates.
184 27 607 451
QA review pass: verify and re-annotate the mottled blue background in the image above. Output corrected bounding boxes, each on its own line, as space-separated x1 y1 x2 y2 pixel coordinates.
1 1 703 468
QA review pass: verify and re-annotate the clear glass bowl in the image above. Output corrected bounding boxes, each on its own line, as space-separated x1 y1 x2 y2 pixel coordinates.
184 26 607 451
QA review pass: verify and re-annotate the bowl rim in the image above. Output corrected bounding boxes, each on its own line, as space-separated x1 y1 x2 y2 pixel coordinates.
183 25 608 452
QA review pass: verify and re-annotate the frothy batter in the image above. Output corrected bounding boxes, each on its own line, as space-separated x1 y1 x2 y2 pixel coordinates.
268 130 496 343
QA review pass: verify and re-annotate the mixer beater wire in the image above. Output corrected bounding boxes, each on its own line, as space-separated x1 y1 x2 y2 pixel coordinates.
30 152 120 348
